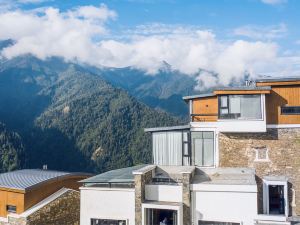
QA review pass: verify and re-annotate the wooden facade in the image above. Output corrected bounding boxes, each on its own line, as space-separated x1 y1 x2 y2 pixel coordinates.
192 96 218 122
264 85 300 124
191 81 300 124
0 175 88 217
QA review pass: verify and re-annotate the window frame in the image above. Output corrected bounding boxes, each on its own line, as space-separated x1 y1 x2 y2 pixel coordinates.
218 94 263 120
281 106 300 115
90 218 127 225
191 131 215 167
198 221 240 225
6 205 16 213
263 179 288 217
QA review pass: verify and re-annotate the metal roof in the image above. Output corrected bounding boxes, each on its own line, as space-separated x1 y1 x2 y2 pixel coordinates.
80 165 147 184
182 93 215 101
182 86 271 101
0 169 73 191
256 77 300 83
144 125 190 133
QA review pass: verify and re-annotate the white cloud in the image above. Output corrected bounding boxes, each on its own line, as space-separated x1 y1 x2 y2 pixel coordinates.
261 0 287 5
0 7 299 90
234 23 287 40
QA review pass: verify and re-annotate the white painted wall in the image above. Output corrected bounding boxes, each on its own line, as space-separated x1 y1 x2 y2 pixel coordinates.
80 187 135 225
145 184 182 202
192 186 257 225
191 119 266 133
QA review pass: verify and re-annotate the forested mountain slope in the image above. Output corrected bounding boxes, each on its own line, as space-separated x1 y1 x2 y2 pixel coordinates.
0 56 179 172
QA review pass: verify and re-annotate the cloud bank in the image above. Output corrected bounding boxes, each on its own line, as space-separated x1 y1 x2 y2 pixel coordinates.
0 5 299 89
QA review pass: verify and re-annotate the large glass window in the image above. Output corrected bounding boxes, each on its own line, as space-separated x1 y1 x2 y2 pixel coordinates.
152 131 183 166
192 132 214 167
219 95 262 120
91 219 126 225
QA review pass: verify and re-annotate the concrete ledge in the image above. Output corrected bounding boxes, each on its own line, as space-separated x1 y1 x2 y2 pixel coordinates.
133 165 156 175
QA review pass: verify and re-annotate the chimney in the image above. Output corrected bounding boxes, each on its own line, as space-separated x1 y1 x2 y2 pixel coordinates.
43 164 48 170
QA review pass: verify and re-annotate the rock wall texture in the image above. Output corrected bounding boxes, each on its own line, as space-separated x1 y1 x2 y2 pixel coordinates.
0 189 80 225
219 128 300 216
134 169 153 225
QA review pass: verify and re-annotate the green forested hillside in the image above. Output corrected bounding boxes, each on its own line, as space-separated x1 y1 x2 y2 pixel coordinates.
0 122 25 172
86 64 197 117
0 56 179 173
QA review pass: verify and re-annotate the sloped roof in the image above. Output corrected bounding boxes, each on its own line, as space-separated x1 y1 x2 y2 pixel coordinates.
80 165 147 184
0 169 78 191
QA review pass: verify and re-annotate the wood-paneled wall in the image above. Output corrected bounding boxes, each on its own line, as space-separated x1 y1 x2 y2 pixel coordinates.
265 85 300 124
192 96 218 122
0 175 88 217
0 189 24 217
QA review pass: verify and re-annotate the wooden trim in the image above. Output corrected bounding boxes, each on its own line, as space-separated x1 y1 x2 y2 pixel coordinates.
191 113 218 116
256 81 300 86
0 187 25 194
214 90 270 95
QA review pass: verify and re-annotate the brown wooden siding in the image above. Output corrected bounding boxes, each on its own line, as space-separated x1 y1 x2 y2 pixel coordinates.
0 175 88 217
266 85 300 124
192 96 218 122
24 175 87 210
0 190 24 217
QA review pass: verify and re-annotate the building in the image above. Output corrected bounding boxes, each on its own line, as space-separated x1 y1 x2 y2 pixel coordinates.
80 77 300 225
0 169 90 225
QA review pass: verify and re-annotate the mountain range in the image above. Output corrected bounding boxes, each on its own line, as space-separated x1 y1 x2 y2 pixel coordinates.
0 39 203 173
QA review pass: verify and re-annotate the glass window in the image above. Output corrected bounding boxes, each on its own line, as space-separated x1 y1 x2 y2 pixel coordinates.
91 219 126 225
219 95 262 120
192 132 214 167
6 205 16 213
281 106 300 115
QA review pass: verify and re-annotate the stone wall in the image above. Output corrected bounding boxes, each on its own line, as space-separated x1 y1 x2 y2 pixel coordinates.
0 189 80 225
182 171 194 225
134 168 154 225
219 128 300 216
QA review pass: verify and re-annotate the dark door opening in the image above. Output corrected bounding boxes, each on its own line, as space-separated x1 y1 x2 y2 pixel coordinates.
269 185 285 215
146 208 177 225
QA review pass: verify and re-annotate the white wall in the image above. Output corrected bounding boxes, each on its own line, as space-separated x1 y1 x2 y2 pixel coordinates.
80 187 135 225
192 187 257 225
145 184 182 202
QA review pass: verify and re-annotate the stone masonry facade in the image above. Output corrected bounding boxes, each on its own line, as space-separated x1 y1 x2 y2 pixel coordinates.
0 189 80 225
219 128 300 216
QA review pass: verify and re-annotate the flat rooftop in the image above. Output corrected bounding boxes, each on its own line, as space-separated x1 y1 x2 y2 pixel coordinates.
193 167 256 185
80 164 147 184
256 77 300 82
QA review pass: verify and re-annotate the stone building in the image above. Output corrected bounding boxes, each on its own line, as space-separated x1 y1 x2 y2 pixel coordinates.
0 169 89 225
80 77 300 225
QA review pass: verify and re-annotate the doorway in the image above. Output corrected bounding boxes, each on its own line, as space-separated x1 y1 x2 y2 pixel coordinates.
145 208 177 225
269 185 285 215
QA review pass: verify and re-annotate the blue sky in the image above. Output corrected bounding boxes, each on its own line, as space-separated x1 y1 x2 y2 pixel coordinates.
19 0 300 43
0 0 299 88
